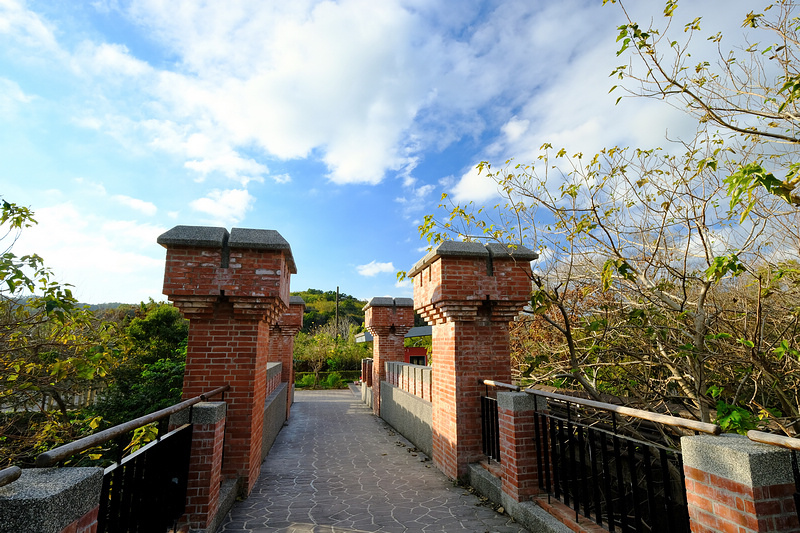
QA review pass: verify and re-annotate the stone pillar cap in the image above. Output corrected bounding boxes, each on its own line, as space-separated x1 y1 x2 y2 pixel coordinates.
229 228 296 274
289 296 305 308
363 297 414 311
408 241 538 277
157 225 228 248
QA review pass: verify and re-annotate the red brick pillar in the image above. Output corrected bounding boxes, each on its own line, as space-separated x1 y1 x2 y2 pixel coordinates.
159 225 296 496
409 242 537 480
172 402 226 531
682 434 800 533
269 296 305 419
497 392 547 502
364 297 414 416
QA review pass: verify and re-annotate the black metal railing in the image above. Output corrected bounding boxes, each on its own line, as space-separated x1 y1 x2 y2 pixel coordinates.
481 380 520 463
747 430 800 526
35 385 229 533
528 389 719 533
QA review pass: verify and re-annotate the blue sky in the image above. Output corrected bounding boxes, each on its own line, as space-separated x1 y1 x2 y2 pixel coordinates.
1 0 751 304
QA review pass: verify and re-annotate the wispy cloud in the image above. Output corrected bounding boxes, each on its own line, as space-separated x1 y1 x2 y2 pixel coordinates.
357 260 395 277
190 189 255 225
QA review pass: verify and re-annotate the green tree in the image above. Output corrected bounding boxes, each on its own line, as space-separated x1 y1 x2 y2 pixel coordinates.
91 301 188 426
414 1 800 432
0 199 115 466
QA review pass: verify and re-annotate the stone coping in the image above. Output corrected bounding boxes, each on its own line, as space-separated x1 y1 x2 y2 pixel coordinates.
363 297 414 310
157 225 228 248
408 241 538 278
0 467 103 533
681 433 795 487
157 225 297 274
289 295 305 307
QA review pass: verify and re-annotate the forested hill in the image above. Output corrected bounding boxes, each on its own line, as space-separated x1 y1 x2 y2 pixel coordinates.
291 289 367 333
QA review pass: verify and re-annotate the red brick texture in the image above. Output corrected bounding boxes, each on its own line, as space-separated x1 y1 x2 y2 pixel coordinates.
269 300 304 418
684 465 800 533
181 412 226 530
498 404 539 502
59 505 99 533
365 300 414 416
161 229 294 497
411 246 533 480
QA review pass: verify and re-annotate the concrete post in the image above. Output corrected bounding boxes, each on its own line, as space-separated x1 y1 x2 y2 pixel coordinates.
409 242 537 480
682 434 800 532
159 225 296 496
269 296 305 418
0 468 103 533
364 297 414 416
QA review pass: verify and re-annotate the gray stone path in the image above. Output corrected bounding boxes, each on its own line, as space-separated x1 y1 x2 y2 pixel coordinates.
218 389 529 533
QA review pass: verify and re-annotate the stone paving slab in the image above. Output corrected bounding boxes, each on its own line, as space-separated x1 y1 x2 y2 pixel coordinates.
218 389 529 533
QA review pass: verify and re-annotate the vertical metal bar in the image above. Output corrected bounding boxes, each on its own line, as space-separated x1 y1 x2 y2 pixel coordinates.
588 427 603 526
677 452 691 532
534 410 545 492
577 425 588 520
566 413 575 510
627 440 642 532
492 397 500 461
792 450 800 528
600 431 616 532
613 433 628 532
643 446 656 532
660 448 675 533
553 419 562 500
542 414 553 494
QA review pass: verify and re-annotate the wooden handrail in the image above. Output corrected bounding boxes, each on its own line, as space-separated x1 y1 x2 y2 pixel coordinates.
482 380 521 392
35 385 229 467
526 388 721 436
747 430 800 451
0 466 21 488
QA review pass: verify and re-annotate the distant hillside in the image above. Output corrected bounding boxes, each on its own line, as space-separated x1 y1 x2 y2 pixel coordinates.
291 289 367 333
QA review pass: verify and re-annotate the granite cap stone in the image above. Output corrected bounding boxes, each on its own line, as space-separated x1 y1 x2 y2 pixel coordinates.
0 467 103 533
681 433 794 487
363 297 415 311
289 296 306 307
408 241 538 277
157 225 228 248
229 228 296 274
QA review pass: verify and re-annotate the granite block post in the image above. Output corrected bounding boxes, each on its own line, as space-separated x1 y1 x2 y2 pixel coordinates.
0 468 103 533
682 434 800 532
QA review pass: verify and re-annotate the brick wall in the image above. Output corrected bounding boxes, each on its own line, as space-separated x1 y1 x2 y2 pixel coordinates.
385 361 432 402
59 506 98 533
409 242 536 480
159 225 296 497
364 297 414 416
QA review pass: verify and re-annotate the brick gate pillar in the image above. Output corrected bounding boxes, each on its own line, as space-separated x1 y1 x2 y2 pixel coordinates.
364 297 414 416
270 295 305 419
408 242 536 479
158 225 296 497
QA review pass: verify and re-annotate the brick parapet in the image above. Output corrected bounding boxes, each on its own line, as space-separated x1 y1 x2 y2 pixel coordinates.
159 225 295 498
410 242 535 480
176 402 226 531
364 298 414 416
682 434 800 532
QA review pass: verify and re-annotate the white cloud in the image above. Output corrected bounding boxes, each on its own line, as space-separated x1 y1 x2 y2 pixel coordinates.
11 202 166 303
189 188 255 225
112 194 157 216
357 260 395 277
451 165 499 203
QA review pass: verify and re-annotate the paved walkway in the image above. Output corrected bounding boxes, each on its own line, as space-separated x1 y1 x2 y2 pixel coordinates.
218 389 529 533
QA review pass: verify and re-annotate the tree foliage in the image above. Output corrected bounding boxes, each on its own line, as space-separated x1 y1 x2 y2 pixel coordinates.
291 288 367 333
0 198 116 465
418 1 800 434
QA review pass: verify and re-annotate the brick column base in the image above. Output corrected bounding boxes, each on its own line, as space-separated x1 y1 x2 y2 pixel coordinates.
682 434 800 533
172 402 227 532
497 392 546 502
